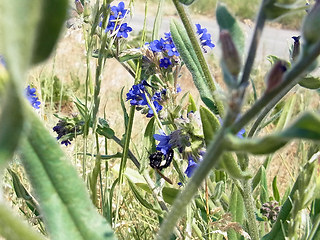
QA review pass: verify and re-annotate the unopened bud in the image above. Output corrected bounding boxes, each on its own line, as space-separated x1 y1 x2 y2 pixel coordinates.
220 30 241 77
179 0 196 5
83 1 91 18
302 0 320 45
265 61 287 93
291 36 300 62
75 0 84 14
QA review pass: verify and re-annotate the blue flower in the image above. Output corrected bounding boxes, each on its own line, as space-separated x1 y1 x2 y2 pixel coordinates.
176 84 182 93
126 83 147 105
195 24 215 51
159 57 172 69
126 82 163 118
110 1 128 19
116 23 132 38
102 1 132 38
185 157 199 178
237 127 245 138
154 130 172 155
146 100 163 118
0 55 5 67
25 85 41 109
149 39 164 52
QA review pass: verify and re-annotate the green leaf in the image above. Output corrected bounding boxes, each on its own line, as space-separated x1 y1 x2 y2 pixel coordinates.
20 107 116 240
263 1 308 20
0 82 24 165
216 3 245 54
299 76 320 89
224 112 320 155
152 0 165 41
272 176 280 202
260 166 269 204
120 87 129 130
31 0 68 64
0 202 45 240
170 20 218 113
140 118 155 173
127 179 163 215
228 185 244 240
187 94 197 113
199 106 220 146
0 0 41 73
162 187 180 205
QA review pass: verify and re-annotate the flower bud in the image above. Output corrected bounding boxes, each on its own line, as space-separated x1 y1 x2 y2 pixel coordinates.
291 36 300 62
75 0 84 14
220 30 241 77
265 61 287 93
302 0 320 45
179 0 196 5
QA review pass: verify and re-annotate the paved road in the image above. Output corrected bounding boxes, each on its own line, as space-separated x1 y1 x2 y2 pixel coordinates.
129 13 300 65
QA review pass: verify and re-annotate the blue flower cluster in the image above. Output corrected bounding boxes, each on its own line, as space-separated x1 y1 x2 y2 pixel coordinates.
25 85 41 109
101 2 132 38
185 156 198 178
149 32 180 57
53 121 73 146
126 81 164 118
196 24 215 52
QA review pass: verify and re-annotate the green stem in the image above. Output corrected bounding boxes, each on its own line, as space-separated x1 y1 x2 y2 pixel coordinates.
156 126 226 240
232 40 320 135
171 0 224 116
239 0 267 85
242 179 259 240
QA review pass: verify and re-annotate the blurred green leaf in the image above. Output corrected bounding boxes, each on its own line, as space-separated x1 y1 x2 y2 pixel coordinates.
179 0 196 5
216 3 245 54
299 76 320 89
141 118 155 173
20 107 116 240
263 0 308 20
0 202 45 240
225 112 320 155
228 185 244 240
31 0 68 64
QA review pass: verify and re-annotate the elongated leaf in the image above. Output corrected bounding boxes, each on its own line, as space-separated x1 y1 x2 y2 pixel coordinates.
140 117 155 173
152 0 165 41
127 179 163 215
0 202 45 240
299 76 320 89
260 166 269 204
31 0 68 64
20 107 116 240
216 3 245 54
162 187 180 205
225 112 320 155
272 176 280 202
264 1 308 20
170 20 217 112
228 185 244 240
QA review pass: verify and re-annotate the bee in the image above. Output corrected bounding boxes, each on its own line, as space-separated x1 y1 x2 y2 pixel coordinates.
149 149 174 184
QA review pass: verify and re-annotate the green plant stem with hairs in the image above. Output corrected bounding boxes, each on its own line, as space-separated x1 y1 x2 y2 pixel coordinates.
156 0 320 238
171 0 224 116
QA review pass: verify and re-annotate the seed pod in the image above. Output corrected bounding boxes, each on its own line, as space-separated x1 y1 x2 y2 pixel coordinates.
302 0 320 45
179 0 196 5
291 36 300 62
220 30 241 77
265 61 287 93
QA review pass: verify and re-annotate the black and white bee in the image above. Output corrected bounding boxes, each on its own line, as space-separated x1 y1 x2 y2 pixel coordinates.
149 149 174 171
149 149 174 184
